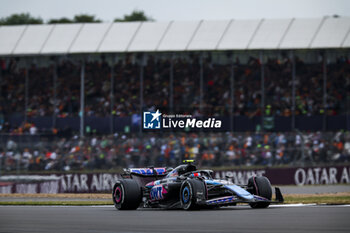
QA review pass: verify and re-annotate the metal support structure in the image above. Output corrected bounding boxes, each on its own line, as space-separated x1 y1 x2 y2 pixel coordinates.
260 52 265 131
0 61 2 97
348 51 350 131
0 146 2 175
199 53 204 115
291 51 296 130
24 61 29 123
154 56 158 74
52 61 57 129
80 61 85 138
139 53 145 134
110 57 115 134
169 54 174 114
347 90 350 131
230 56 235 132
16 152 20 176
322 51 327 131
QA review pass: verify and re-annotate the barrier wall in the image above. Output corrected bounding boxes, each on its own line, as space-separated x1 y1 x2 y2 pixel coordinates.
0 165 349 194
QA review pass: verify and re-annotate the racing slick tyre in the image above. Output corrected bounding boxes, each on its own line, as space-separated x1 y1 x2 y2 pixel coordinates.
180 179 206 210
112 179 142 210
247 176 272 209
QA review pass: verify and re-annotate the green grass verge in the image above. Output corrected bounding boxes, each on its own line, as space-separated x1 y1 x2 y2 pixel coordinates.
284 195 350 205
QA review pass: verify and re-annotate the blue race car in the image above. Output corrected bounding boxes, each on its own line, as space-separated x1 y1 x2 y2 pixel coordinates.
112 160 284 210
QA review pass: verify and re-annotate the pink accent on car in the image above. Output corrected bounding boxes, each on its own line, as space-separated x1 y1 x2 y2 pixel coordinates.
253 176 259 195
146 181 155 187
114 187 122 203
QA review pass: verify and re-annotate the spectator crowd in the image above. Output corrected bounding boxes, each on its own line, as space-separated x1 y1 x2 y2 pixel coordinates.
1 54 349 121
0 53 349 172
1 131 349 172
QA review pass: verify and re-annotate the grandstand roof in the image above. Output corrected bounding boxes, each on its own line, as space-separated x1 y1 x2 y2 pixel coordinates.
0 17 349 56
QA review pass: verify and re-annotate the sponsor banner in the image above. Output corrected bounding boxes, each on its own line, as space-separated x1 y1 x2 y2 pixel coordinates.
0 181 60 194
58 173 120 193
0 173 121 194
0 166 349 193
214 165 350 185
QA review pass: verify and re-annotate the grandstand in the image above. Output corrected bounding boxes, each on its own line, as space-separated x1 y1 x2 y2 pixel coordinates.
0 16 349 172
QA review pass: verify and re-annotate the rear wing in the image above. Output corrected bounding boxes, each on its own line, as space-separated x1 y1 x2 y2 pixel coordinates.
122 167 167 178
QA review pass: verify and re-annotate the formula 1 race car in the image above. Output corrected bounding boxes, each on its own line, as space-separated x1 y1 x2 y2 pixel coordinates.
112 160 284 210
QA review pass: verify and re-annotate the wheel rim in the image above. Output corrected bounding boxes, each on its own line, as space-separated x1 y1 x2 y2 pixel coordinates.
114 187 122 203
182 186 190 204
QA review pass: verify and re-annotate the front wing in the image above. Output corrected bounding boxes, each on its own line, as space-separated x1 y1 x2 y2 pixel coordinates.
204 187 284 206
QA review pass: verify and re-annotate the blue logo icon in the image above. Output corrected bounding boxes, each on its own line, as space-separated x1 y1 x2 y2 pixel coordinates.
143 110 162 129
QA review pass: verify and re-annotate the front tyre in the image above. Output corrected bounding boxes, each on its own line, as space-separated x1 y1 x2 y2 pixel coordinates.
112 179 142 210
180 179 206 210
248 176 272 208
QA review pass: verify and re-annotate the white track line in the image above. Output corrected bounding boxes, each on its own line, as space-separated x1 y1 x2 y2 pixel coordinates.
270 203 317 207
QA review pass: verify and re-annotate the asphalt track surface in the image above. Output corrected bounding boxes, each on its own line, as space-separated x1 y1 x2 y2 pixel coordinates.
0 205 349 233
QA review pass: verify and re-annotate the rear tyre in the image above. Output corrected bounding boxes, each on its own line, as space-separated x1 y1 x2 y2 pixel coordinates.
248 176 272 208
112 179 142 210
180 179 206 210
